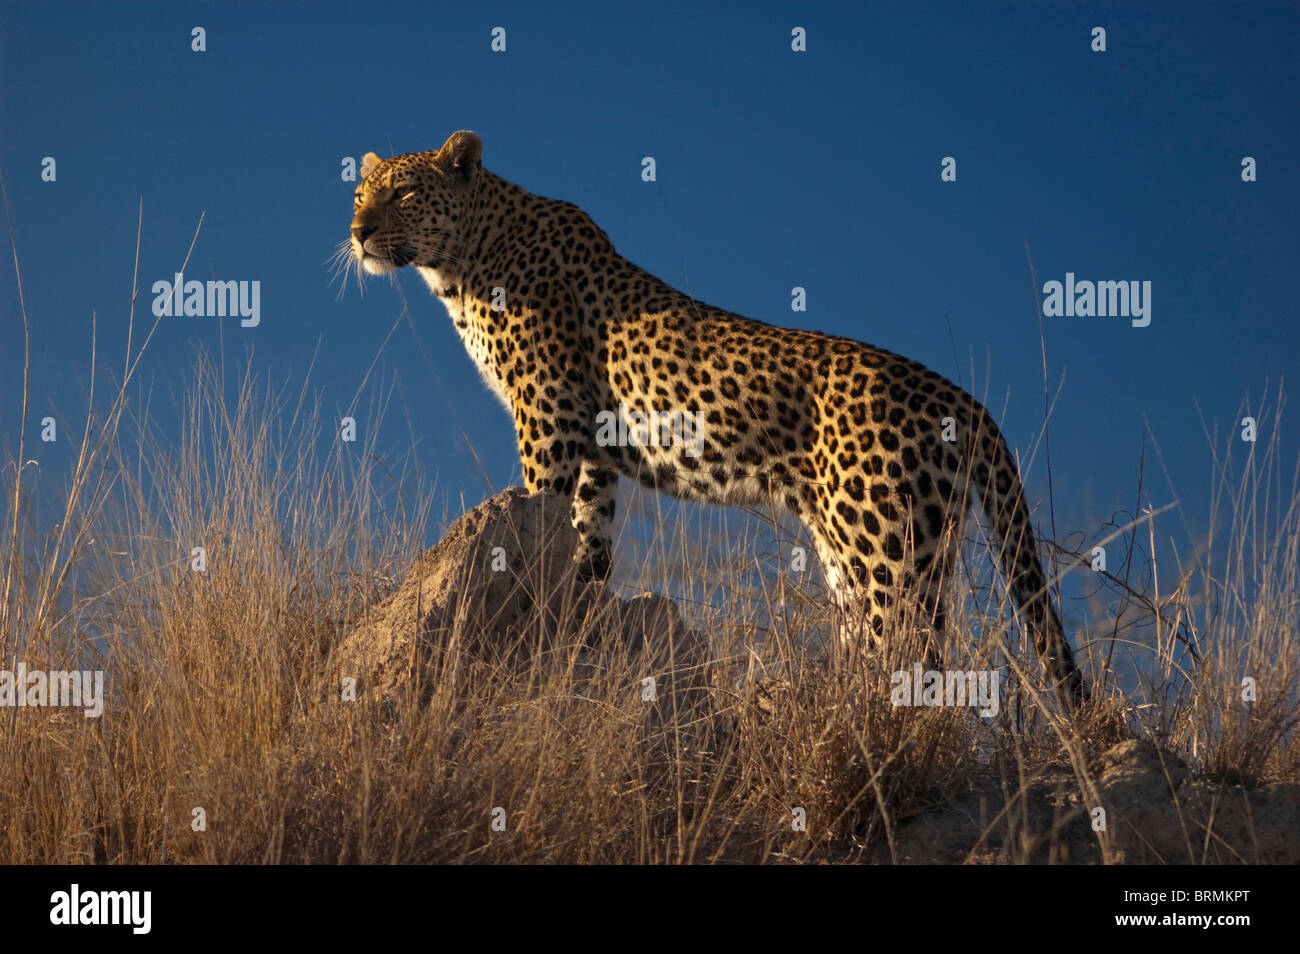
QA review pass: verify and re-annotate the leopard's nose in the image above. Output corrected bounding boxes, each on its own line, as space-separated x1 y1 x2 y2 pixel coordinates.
351 224 377 243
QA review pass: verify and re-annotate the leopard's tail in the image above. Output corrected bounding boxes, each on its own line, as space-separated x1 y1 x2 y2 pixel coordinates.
969 412 1088 712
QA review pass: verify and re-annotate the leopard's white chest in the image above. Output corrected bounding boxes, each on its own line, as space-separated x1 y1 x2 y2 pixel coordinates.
417 266 513 414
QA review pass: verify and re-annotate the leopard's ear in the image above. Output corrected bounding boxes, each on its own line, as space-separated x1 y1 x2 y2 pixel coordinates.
436 130 482 180
360 152 384 179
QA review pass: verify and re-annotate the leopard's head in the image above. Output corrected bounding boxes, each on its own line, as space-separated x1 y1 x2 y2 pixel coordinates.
349 130 482 275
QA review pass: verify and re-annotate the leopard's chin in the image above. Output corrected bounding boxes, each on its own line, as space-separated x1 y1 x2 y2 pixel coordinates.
359 245 421 273
358 253 397 275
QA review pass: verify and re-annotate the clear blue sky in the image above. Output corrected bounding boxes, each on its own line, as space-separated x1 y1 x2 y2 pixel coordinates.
2 1 1297 603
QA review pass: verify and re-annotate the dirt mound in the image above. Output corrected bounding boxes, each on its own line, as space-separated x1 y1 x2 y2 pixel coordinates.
326 487 710 717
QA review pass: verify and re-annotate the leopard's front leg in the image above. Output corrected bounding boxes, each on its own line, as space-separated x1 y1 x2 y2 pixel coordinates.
570 459 618 581
514 409 616 583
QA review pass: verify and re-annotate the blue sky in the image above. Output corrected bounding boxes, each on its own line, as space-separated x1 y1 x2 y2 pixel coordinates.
2 1 1297 618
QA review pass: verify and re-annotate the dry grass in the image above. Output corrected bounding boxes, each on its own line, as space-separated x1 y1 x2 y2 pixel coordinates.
2 226 1296 865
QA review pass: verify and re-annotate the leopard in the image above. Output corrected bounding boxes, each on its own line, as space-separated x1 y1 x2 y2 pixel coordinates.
347 130 1088 711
